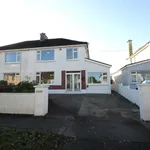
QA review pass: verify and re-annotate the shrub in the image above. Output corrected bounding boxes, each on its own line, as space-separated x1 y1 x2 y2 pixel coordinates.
0 80 8 86
0 80 37 93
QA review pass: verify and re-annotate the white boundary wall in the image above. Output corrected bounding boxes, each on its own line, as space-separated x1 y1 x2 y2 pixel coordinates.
111 83 139 106
112 83 150 121
0 93 35 114
0 85 48 116
138 84 150 121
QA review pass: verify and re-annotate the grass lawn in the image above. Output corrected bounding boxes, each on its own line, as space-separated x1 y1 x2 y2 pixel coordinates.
0 128 74 150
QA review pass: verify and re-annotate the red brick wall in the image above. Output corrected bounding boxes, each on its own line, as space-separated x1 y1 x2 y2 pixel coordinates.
81 70 86 89
49 71 65 90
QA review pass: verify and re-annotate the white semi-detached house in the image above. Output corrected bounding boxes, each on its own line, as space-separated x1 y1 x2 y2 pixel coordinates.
0 33 112 94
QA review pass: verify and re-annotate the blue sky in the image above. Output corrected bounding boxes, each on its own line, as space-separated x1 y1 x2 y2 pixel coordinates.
0 0 150 72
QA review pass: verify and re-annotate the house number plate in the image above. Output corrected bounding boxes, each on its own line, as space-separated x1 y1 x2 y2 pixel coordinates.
36 90 43 93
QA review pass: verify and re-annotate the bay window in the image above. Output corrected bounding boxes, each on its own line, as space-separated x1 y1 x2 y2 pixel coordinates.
36 72 54 84
5 52 21 63
88 72 108 84
36 50 54 61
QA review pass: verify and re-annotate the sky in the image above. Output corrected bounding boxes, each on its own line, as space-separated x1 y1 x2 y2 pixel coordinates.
0 0 150 72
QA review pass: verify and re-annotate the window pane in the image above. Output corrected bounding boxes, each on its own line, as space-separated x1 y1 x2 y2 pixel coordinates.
131 72 136 74
88 72 102 84
74 52 78 58
131 75 136 82
41 50 54 60
66 49 73 59
103 72 107 75
36 76 40 83
37 54 40 60
4 73 16 84
74 48 77 52
5 53 16 62
133 71 150 83
103 76 107 83
41 72 54 84
37 51 40 54
15 75 20 84
17 54 20 62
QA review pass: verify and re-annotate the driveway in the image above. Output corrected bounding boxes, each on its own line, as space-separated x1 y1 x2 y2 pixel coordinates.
48 92 150 149
48 92 139 119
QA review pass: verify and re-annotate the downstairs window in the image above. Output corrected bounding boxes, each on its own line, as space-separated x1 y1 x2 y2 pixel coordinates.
36 72 54 84
88 72 108 84
4 73 20 84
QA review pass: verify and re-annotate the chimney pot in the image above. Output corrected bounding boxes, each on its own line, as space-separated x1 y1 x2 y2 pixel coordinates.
40 33 48 41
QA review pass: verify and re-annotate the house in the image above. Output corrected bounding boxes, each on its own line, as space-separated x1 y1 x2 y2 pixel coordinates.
112 40 150 89
0 33 112 94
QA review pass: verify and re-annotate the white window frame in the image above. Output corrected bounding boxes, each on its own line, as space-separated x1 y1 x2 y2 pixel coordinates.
4 73 20 84
87 72 108 85
36 72 55 85
5 52 21 63
131 71 144 83
66 48 78 59
131 72 137 83
36 50 54 61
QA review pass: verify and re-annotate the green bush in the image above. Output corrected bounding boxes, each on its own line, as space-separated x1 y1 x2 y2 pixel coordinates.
0 80 37 93
0 80 8 86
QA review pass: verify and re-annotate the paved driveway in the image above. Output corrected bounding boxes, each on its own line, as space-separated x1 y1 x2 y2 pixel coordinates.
48 93 150 143
48 92 150 143
48 92 139 119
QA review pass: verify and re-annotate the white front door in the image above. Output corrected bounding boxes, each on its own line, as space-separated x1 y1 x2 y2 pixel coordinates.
66 73 81 91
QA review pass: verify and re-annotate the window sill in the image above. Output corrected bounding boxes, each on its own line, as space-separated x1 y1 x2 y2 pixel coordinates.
4 62 20 65
39 83 54 86
36 60 56 63
66 59 79 61
87 83 109 86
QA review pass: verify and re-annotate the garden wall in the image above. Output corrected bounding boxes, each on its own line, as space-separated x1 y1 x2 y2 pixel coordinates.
111 83 139 106
0 93 35 114
0 85 48 116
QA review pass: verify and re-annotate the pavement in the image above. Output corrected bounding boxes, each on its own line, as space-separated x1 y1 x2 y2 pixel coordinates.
0 92 150 149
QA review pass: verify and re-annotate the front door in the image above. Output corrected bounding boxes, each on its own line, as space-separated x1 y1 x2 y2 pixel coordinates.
66 73 81 91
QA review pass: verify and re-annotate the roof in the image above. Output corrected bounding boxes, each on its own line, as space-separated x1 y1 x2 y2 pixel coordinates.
127 41 150 59
112 59 150 75
85 58 112 67
0 38 88 50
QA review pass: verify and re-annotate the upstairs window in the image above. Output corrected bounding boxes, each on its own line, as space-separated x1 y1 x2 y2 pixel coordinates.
66 48 78 59
5 52 21 63
37 50 54 61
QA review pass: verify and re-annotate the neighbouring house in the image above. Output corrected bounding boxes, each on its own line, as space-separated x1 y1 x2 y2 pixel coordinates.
0 33 112 94
112 40 150 89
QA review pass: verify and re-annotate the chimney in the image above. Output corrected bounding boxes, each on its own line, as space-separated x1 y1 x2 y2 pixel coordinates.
40 33 48 41
127 39 133 63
